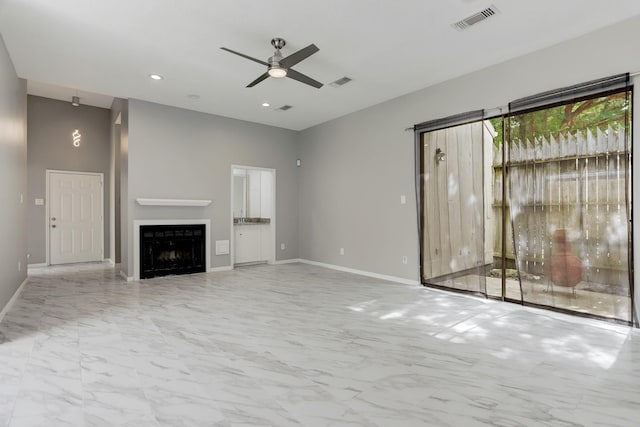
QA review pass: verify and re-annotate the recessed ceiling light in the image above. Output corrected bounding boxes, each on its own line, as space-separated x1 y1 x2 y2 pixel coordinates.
149 74 163 80
261 102 270 107
187 94 200 100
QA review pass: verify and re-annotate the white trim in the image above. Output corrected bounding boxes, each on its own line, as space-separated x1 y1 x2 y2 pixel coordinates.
299 259 421 286
0 277 28 322
135 198 212 207
230 165 276 267
209 265 233 272
633 73 639 326
133 219 211 281
274 259 302 264
27 263 47 269
104 258 115 266
119 270 133 281
46 170 105 266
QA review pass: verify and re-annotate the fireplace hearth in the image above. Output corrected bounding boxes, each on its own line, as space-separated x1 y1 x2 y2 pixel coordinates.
140 224 206 279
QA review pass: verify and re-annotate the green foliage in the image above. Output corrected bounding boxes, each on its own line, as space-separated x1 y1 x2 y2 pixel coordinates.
489 91 631 148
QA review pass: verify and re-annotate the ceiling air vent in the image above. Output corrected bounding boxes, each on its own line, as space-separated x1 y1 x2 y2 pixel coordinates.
329 77 352 88
452 5 499 31
277 105 293 111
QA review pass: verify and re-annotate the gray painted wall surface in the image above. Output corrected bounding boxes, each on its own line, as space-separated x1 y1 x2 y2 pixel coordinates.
110 98 125 265
298 15 640 283
123 100 298 275
0 35 27 311
26 96 111 264
111 98 128 275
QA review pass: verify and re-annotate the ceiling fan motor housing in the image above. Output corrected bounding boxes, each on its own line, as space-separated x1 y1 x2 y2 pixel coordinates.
271 38 286 50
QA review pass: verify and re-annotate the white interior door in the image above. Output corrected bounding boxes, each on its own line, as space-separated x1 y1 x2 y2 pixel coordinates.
49 171 103 265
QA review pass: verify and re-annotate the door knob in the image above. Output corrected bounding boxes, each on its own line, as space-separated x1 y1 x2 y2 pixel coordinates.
51 217 56 221
51 225 57 228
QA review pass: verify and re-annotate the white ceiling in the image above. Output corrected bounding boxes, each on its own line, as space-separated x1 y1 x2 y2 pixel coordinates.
1 0 640 131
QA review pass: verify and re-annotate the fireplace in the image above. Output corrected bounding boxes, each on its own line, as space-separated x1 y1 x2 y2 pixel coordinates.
139 224 206 279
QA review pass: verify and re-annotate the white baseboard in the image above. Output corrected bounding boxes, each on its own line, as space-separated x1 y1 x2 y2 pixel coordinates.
298 259 420 286
274 258 302 265
209 266 233 272
104 258 115 266
0 277 28 322
119 271 134 282
27 263 47 269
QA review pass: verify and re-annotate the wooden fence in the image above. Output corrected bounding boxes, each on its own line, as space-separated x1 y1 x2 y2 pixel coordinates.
492 126 630 287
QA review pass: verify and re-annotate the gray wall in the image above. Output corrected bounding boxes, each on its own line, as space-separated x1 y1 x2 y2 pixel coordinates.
0 35 27 311
122 99 298 275
110 98 126 265
111 98 128 273
297 15 640 282
26 96 111 264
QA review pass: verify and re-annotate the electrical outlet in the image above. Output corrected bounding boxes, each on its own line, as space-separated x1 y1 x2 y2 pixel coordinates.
280 243 286 250
402 255 408 265
400 195 406 205
340 248 344 255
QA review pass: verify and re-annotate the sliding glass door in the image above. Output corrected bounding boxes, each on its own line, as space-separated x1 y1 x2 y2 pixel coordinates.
418 79 633 323
420 120 496 295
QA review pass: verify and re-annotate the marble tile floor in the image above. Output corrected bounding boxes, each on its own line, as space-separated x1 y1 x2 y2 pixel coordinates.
0 262 638 426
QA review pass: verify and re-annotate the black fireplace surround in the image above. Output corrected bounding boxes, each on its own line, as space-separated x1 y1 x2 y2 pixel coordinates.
140 224 206 279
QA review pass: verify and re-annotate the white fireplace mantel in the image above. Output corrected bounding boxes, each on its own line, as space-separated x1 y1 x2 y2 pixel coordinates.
133 219 211 281
136 198 211 207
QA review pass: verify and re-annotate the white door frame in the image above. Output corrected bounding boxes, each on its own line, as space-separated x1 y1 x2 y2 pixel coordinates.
230 165 276 268
45 169 105 265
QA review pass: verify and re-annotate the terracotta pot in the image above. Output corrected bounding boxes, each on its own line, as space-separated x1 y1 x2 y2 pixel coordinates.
549 229 583 287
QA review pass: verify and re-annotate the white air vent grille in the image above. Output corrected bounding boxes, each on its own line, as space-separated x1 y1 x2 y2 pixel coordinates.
277 105 293 111
329 77 352 88
453 5 499 31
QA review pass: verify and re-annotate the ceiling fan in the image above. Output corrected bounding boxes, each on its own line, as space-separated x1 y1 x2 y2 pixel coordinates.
221 38 323 89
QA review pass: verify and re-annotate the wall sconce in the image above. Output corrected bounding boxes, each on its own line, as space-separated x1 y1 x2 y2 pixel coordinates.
71 96 80 107
435 148 446 162
72 129 81 147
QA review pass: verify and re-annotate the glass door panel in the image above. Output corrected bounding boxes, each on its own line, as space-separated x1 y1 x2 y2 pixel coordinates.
505 90 632 322
421 121 496 295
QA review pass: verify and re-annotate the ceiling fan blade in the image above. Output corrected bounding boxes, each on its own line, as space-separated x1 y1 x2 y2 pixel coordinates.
246 72 270 88
279 44 319 69
286 68 323 89
220 47 268 66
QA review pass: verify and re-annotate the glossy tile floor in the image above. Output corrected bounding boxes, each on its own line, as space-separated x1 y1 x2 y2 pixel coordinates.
0 262 639 426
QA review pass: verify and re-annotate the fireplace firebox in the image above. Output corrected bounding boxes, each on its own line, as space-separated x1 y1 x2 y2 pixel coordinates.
140 224 206 279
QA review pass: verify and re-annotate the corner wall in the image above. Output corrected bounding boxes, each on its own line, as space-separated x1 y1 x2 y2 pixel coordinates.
111 98 128 275
0 35 27 311
297 15 640 283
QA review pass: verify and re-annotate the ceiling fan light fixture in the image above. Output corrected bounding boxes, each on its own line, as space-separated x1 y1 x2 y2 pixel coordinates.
268 67 287 78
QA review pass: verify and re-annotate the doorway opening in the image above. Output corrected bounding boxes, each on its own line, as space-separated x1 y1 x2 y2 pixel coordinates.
230 165 276 267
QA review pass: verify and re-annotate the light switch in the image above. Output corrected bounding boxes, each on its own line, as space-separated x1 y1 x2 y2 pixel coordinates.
400 195 406 205
35 198 45 206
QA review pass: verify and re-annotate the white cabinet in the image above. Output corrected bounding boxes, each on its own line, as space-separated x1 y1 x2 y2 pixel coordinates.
234 226 262 264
